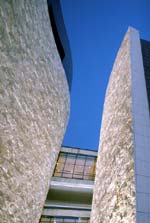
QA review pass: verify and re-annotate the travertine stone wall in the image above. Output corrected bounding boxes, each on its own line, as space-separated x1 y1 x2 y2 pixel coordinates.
0 1 69 223
90 29 136 223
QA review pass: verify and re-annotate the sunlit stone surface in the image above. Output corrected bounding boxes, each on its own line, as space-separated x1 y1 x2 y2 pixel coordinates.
90 28 136 223
0 0 69 222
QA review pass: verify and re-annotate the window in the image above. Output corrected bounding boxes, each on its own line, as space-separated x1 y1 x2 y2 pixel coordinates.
53 152 96 180
40 216 90 223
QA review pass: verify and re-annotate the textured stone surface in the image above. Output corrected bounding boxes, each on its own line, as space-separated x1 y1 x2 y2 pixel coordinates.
0 1 69 223
90 29 136 223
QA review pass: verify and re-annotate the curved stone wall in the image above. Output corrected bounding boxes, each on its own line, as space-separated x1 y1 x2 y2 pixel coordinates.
0 0 70 222
90 29 136 223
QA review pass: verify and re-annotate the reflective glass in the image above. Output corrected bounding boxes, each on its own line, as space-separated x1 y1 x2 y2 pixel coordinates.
76 155 86 165
58 153 67 163
55 162 65 171
85 157 95 166
63 163 74 173
53 152 96 180
66 154 76 164
53 172 61 177
40 216 51 222
73 174 82 179
40 217 90 223
62 173 73 178
74 165 84 175
54 162 65 177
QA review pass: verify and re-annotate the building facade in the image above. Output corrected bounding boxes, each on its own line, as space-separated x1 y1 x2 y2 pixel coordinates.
40 147 97 223
47 0 73 90
90 27 150 223
0 0 71 223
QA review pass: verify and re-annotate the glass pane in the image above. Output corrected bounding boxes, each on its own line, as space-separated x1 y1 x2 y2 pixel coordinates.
73 174 83 179
64 163 74 174
40 216 50 223
53 152 96 180
84 165 95 180
83 175 90 180
83 175 94 180
53 163 65 177
40 217 84 223
58 153 67 163
74 165 84 175
62 173 73 178
55 163 65 171
85 157 95 166
79 218 90 223
53 172 61 177
76 155 86 165
66 154 76 164
84 166 90 174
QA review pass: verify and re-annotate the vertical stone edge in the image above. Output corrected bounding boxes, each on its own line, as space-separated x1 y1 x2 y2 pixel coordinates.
90 28 136 223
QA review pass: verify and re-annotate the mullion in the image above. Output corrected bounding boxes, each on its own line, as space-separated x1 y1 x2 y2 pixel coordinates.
53 152 66 176
85 156 97 180
70 154 77 178
61 153 68 177
53 152 62 176
54 152 97 180
73 164 85 174
72 153 78 178
63 153 75 177
78 160 85 179
73 154 84 179
83 155 87 180
74 155 91 179
82 156 86 179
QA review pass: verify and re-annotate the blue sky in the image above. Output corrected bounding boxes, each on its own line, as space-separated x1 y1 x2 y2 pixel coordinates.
61 0 150 151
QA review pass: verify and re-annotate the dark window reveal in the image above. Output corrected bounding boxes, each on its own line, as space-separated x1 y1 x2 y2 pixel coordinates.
141 40 150 110
48 4 65 61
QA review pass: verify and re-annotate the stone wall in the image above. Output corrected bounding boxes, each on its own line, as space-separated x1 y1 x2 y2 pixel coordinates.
90 28 136 223
0 0 69 222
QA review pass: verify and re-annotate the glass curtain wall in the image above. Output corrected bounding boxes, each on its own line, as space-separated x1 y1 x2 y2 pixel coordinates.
40 216 90 223
53 152 96 180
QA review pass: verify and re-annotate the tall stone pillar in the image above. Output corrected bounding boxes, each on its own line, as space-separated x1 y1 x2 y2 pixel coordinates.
90 27 150 223
0 0 70 222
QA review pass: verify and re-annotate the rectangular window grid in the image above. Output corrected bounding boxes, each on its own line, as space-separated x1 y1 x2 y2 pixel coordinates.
53 152 96 181
40 216 90 223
